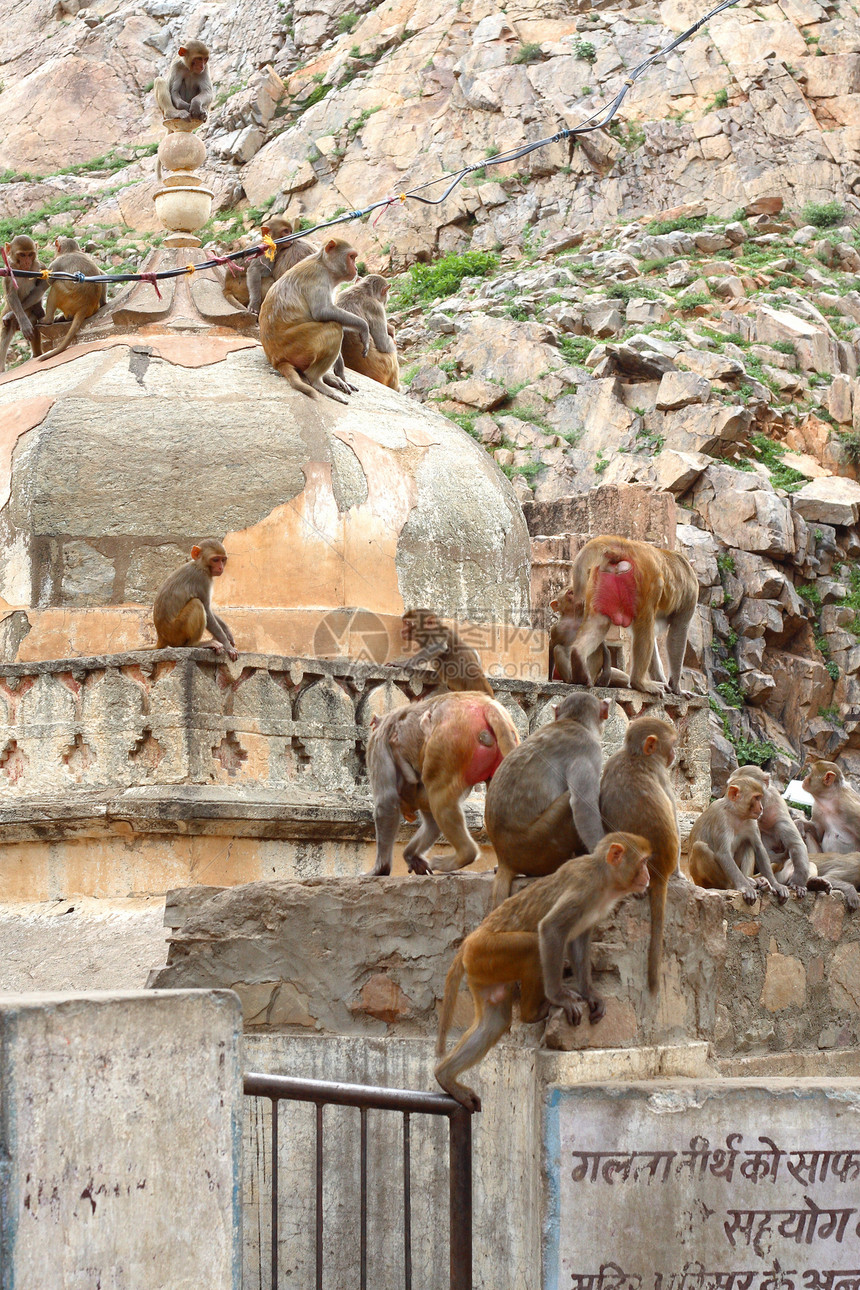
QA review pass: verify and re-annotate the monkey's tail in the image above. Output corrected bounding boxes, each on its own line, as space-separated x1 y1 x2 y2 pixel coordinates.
436 946 466 1057
647 879 667 993
483 704 518 759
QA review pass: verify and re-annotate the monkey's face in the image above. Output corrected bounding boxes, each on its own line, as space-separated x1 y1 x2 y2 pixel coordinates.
632 857 651 892
346 249 358 281
745 792 763 820
15 248 35 271
188 53 208 73
207 553 227 577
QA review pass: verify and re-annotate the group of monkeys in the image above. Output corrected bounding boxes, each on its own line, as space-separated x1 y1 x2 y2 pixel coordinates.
0 38 400 399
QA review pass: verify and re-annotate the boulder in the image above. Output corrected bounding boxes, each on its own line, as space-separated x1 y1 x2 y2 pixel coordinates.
692 467 797 557
656 371 711 411
792 477 860 526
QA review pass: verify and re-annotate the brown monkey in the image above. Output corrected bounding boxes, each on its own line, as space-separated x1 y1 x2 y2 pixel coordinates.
367 691 519 876
259 239 370 403
727 765 830 897
599 716 680 993
36 240 105 361
153 40 213 122
390 609 493 695
434 833 651 1110
688 777 790 904
243 217 317 317
485 691 608 906
337 275 400 390
807 853 860 910
548 587 628 686
568 537 698 695
152 540 238 661
0 235 47 371
802 761 860 852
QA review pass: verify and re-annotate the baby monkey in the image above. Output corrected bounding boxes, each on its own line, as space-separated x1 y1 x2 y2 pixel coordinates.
435 833 651 1110
153 539 238 660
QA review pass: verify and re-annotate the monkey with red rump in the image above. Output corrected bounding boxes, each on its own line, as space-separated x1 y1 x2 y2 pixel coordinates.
152 539 238 661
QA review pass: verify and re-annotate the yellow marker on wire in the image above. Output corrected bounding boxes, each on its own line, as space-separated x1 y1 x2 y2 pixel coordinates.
262 231 277 261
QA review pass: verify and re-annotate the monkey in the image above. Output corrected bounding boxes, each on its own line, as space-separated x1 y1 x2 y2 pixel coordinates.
366 691 519 876
241 217 318 317
152 540 238 661
337 275 400 390
548 587 629 686
806 852 860 910
434 833 651 1110
688 777 791 905
485 691 608 906
0 235 47 372
599 716 680 993
259 239 370 403
567 537 699 696
801 761 860 852
36 240 105 362
726 764 832 898
389 609 493 695
153 41 213 123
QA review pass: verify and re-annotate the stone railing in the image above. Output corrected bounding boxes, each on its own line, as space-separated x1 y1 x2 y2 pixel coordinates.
0 649 709 807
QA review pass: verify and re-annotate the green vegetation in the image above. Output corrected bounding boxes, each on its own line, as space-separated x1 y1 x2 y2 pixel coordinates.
712 87 728 109
394 250 499 307
594 451 609 474
0 143 158 187
573 39 598 63
818 706 843 724
838 428 860 465
716 552 736 575
646 214 706 236
338 10 360 33
677 291 711 312
513 42 543 64
708 699 779 766
558 335 597 365
802 200 846 229
749 432 807 493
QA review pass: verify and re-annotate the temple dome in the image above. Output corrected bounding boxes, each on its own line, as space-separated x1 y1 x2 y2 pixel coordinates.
0 268 531 665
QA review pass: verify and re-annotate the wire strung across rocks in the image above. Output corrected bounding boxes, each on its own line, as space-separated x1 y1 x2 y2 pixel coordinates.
0 0 740 288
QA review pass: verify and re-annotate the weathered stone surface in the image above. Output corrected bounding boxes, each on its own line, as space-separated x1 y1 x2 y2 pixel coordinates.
523 484 677 548
0 990 241 1287
793 476 860 526
692 466 796 556
656 370 711 410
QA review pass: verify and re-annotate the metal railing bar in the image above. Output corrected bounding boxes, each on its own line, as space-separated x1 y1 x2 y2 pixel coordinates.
316 1103 324 1290
270 1097 279 1290
360 1106 368 1290
449 1107 473 1290
403 1112 412 1290
244 1072 465 1117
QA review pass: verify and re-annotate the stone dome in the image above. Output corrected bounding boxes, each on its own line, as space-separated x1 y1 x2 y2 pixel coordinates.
0 279 531 664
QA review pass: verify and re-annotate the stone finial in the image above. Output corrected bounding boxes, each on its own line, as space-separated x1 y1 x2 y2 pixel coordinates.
154 118 214 249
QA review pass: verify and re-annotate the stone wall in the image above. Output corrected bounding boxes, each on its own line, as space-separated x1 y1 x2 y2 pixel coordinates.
151 875 860 1060
0 649 708 898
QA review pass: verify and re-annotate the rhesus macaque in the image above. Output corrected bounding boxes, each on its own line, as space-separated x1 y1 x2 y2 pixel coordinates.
802 760 860 852
153 41 213 122
688 777 790 905
390 608 493 695
485 692 608 906
36 239 105 362
337 275 400 390
548 587 628 686
727 764 829 897
152 539 238 661
567 537 698 696
599 716 680 993
434 833 651 1110
243 217 317 317
367 691 519 876
0 235 47 371
259 239 370 403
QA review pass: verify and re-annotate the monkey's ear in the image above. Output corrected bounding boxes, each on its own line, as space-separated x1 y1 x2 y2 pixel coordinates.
598 700 610 721
178 45 188 56
2 243 9 256
643 734 658 756
324 239 338 254
55 238 61 252
824 770 837 786
190 545 201 560
261 224 271 236
606 841 625 867
549 599 559 612
369 715 379 730
727 784 740 800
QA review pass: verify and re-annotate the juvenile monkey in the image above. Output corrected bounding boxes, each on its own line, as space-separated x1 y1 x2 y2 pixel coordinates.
390 609 493 695
259 239 370 402
37 239 105 361
688 777 790 904
243 217 317 317
0 235 47 371
337 275 400 390
367 691 519 876
485 692 608 906
152 540 238 661
434 833 651 1110
548 587 628 686
802 760 860 852
599 716 680 993
807 853 860 910
727 764 828 897
154 40 213 122
568 537 698 696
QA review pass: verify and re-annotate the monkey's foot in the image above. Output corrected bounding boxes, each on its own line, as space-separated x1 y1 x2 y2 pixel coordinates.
403 854 433 875
771 882 791 904
586 993 606 1024
548 988 587 1026
806 876 832 893
787 881 808 898
202 640 225 654
368 863 392 876
430 852 479 874
323 374 354 395
312 380 349 404
631 678 665 696
740 886 759 905
436 1078 481 1113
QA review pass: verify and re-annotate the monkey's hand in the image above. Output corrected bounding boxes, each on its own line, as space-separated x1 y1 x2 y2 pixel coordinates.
359 323 371 357
226 646 239 661
584 991 606 1024
738 881 759 905
547 987 586 1027
787 879 808 898
769 880 791 904
20 318 34 342
405 854 433 876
